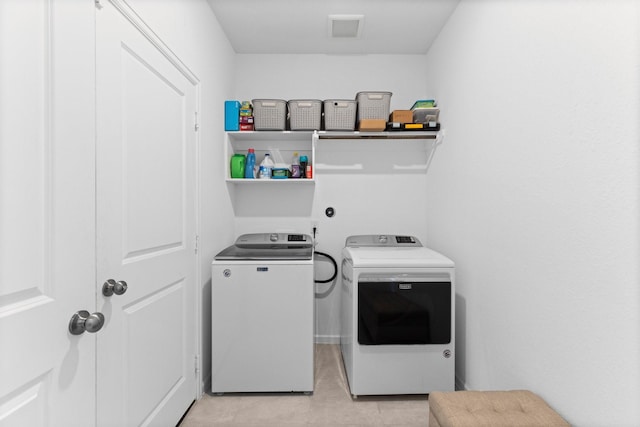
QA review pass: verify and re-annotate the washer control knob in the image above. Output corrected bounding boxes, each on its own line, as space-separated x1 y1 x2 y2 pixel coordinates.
378 235 388 244
269 233 278 242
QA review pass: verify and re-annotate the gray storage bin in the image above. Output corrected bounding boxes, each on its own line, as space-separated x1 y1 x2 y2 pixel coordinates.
288 99 322 130
252 99 287 130
356 91 392 121
323 99 357 131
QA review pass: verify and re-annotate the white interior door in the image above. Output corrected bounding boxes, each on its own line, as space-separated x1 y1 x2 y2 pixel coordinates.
95 1 198 425
0 0 96 425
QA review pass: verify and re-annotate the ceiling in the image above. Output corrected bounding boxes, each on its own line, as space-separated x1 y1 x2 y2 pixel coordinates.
207 0 460 55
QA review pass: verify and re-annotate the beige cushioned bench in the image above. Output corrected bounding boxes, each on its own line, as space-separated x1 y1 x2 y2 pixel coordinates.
429 390 570 427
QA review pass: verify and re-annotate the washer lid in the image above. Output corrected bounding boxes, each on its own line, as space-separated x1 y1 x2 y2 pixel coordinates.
343 246 454 268
214 233 313 260
235 233 312 249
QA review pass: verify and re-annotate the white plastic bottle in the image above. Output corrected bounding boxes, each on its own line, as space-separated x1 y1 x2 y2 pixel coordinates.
258 153 275 179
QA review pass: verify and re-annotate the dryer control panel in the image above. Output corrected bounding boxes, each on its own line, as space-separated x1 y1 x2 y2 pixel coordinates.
345 235 422 247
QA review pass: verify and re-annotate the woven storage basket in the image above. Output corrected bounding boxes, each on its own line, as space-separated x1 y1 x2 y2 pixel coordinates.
356 91 392 121
323 99 357 131
252 99 287 130
288 99 322 130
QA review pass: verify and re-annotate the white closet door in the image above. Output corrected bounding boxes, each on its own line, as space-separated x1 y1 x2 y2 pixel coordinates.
95 1 198 426
0 0 96 425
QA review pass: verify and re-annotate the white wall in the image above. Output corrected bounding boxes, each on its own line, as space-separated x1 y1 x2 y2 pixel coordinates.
232 54 431 342
424 1 640 425
125 0 237 393
235 54 427 110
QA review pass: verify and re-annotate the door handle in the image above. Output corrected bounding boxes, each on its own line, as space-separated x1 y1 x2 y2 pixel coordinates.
69 310 105 335
102 279 128 296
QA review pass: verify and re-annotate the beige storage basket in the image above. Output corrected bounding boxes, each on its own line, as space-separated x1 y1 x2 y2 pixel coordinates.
323 99 357 131
288 99 322 130
252 99 287 130
356 91 392 121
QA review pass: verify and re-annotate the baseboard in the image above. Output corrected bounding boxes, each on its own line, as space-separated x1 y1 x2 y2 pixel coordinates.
315 334 340 344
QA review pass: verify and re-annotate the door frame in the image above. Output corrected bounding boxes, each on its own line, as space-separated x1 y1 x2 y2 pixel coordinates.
101 0 203 397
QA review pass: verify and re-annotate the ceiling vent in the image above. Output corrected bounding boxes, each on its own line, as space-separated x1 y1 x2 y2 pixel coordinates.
328 14 364 38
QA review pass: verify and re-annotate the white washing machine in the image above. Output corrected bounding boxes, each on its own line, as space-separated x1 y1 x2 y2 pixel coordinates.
211 233 314 393
340 234 455 396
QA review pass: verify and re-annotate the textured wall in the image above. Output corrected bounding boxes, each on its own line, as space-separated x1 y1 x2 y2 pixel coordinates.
424 1 640 425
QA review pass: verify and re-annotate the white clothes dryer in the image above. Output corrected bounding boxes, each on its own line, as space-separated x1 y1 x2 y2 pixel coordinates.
340 235 455 396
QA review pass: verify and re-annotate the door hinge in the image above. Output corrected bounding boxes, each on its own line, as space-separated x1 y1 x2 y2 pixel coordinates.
194 112 199 132
95 0 102 8
194 355 200 375
194 235 199 254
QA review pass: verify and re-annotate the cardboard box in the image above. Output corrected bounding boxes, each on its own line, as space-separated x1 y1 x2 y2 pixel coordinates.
389 110 413 123
358 119 387 131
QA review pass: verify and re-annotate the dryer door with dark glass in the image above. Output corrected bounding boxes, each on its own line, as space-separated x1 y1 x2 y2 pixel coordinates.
357 274 451 345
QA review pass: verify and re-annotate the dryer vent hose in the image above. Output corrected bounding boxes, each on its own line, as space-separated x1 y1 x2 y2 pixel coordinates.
313 251 337 284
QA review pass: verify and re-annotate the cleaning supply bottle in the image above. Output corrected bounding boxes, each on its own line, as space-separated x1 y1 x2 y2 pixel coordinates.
299 155 308 179
244 148 256 179
290 151 301 178
259 153 275 179
230 154 246 178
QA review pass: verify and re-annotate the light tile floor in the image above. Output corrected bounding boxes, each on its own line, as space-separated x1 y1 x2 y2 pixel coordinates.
179 344 429 427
